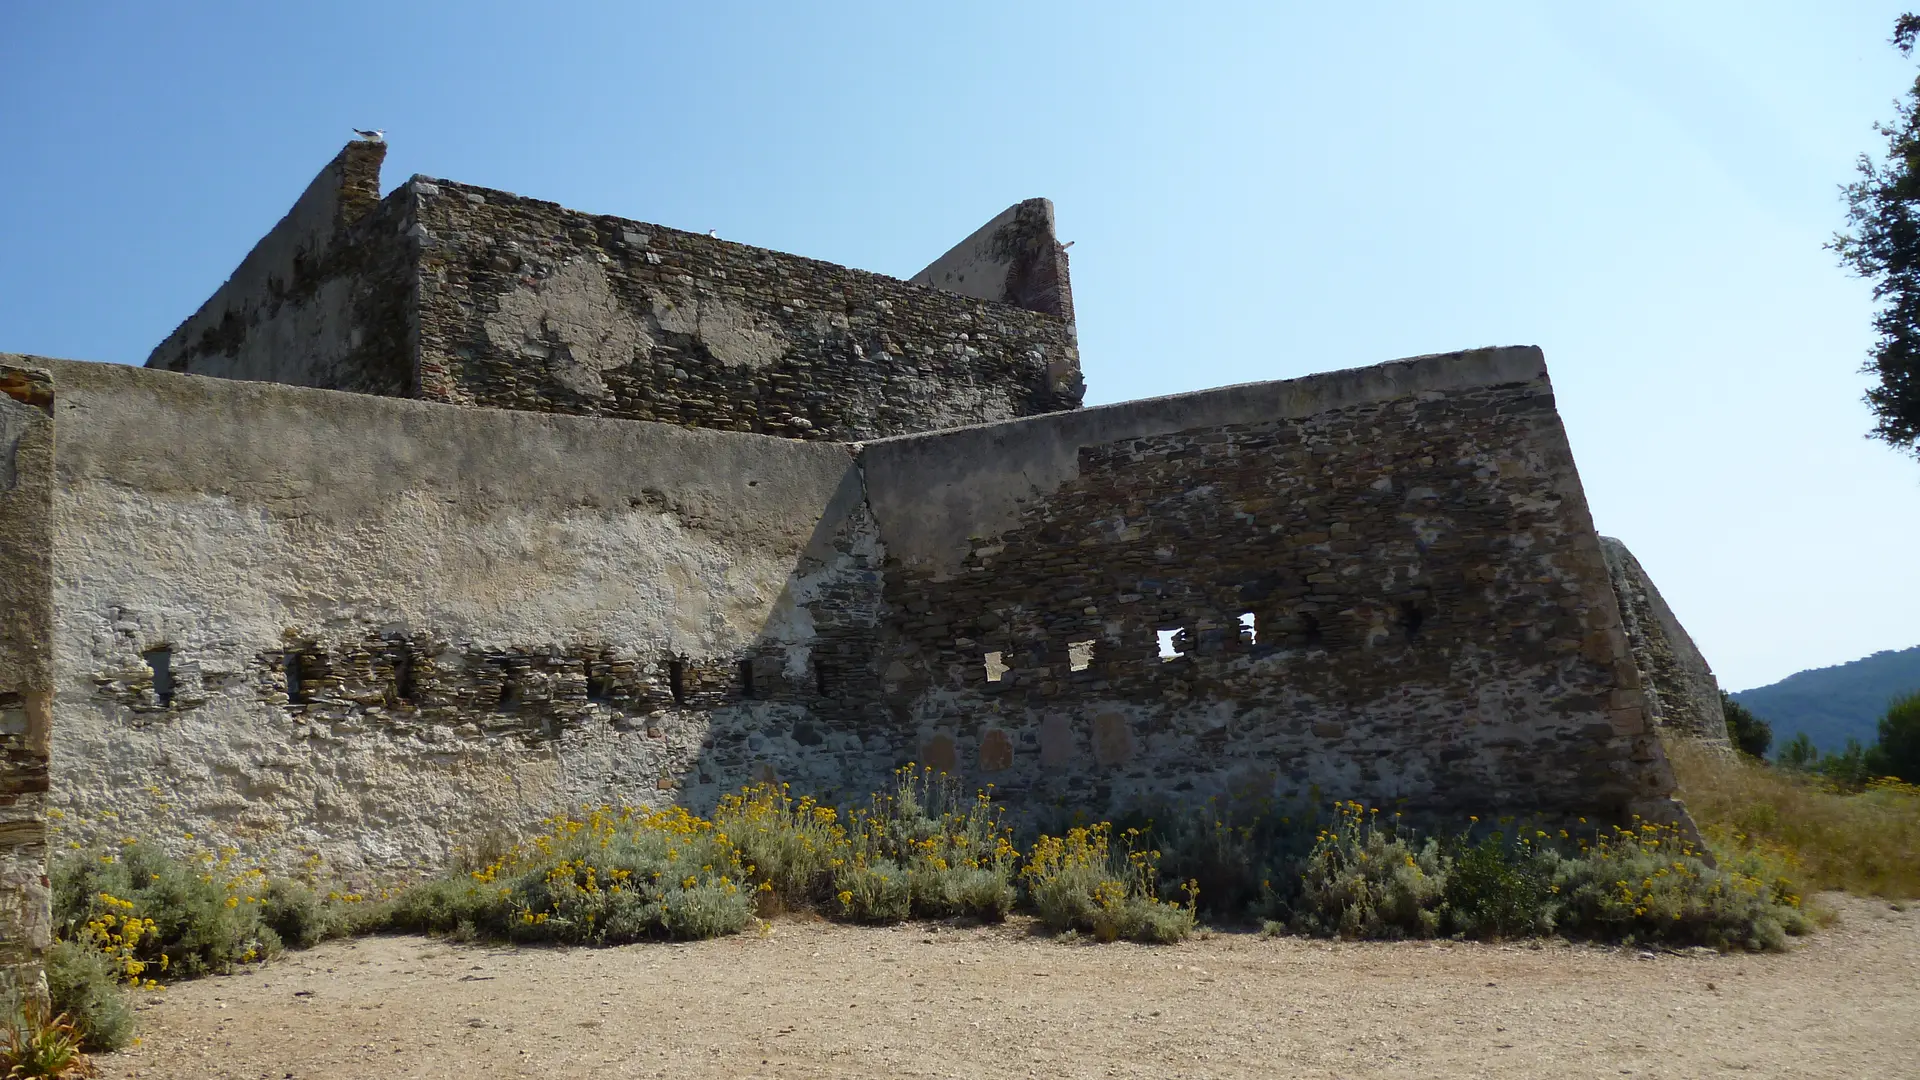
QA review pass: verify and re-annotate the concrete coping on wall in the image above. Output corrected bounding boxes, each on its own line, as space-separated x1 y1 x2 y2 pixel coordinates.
856 345 1549 574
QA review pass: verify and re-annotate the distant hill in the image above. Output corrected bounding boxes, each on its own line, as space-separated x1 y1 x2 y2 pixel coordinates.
1732 645 1920 755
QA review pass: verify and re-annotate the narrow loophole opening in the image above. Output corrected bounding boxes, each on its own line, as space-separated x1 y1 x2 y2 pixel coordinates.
814 662 829 696
1238 612 1258 645
669 659 687 705
392 647 415 703
1068 640 1095 672
1400 601 1426 641
740 658 757 700
983 651 1007 683
496 680 521 713
285 652 308 705
144 648 174 707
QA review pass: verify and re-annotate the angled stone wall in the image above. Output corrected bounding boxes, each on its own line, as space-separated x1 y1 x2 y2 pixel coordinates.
0 361 54 1004
146 142 419 396
1600 536 1730 747
860 348 1684 822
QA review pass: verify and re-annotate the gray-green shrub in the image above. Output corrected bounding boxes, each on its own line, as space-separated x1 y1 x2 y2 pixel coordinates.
43 940 134 1052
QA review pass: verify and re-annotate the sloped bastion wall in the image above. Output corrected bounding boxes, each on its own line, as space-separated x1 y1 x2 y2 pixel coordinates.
0 346 1689 925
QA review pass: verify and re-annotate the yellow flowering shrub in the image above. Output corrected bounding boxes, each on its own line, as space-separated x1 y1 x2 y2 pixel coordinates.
386 804 752 943
1022 822 1197 942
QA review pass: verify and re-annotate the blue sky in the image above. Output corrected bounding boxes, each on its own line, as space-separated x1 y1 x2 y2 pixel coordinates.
3 1 1916 690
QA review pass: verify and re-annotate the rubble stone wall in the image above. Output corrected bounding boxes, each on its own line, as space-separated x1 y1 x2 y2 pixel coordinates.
143 142 1084 442
860 347 1684 822
408 178 1082 440
0 362 54 1003
1600 537 1730 746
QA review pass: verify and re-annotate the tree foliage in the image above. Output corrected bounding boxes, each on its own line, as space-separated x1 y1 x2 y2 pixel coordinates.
1872 690 1920 783
1722 691 1773 760
1830 14 1920 457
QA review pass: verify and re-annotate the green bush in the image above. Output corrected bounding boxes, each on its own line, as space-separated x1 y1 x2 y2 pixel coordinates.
712 786 846 912
717 767 1018 924
258 878 336 949
1 994 93 1079
1137 800 1314 924
1722 692 1773 761
43 940 134 1053
1442 834 1555 939
1870 691 1920 783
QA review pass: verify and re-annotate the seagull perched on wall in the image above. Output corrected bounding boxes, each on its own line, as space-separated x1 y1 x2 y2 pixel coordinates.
352 128 386 142
707 229 719 238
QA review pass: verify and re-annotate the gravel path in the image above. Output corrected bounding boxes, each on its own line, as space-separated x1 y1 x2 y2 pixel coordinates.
97 893 1918 1080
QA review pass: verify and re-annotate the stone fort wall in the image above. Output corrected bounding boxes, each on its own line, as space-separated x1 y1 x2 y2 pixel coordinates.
1 347 1684 893
0 366 54 1001
147 143 1083 441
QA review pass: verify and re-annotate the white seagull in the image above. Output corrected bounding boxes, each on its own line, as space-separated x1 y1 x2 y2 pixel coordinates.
353 128 386 142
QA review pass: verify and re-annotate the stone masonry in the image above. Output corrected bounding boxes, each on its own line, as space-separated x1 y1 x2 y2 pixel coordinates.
0 364 54 1004
148 143 1083 441
1600 537 1731 747
0 143 1724 987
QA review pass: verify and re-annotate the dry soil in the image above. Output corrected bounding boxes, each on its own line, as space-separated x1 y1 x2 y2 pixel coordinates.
96 892 1919 1080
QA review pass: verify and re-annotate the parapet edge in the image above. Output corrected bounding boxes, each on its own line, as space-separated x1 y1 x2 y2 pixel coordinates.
857 345 1551 576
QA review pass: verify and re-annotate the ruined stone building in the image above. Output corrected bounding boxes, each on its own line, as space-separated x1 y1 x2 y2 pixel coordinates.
1 141 1728 993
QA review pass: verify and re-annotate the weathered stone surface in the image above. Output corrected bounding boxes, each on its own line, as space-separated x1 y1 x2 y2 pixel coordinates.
145 142 415 397
1600 536 1731 747
860 347 1688 824
22 345 1698 899
30 356 890 877
0 361 53 1004
145 143 1084 442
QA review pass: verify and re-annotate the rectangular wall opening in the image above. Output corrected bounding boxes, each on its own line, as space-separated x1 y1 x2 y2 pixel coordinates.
669 658 687 705
814 662 829 696
1156 628 1186 661
586 665 614 703
1068 640 1095 672
1238 612 1257 646
143 647 174 707
983 650 1007 682
496 680 521 713
739 658 757 699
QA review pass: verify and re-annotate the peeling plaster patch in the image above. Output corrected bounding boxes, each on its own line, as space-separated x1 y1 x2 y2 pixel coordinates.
650 294 788 370
485 260 652 397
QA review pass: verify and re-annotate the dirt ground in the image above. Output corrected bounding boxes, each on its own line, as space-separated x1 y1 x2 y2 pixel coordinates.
94 892 1918 1080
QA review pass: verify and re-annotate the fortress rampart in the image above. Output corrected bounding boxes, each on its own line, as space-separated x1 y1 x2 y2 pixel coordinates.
0 142 1716 995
